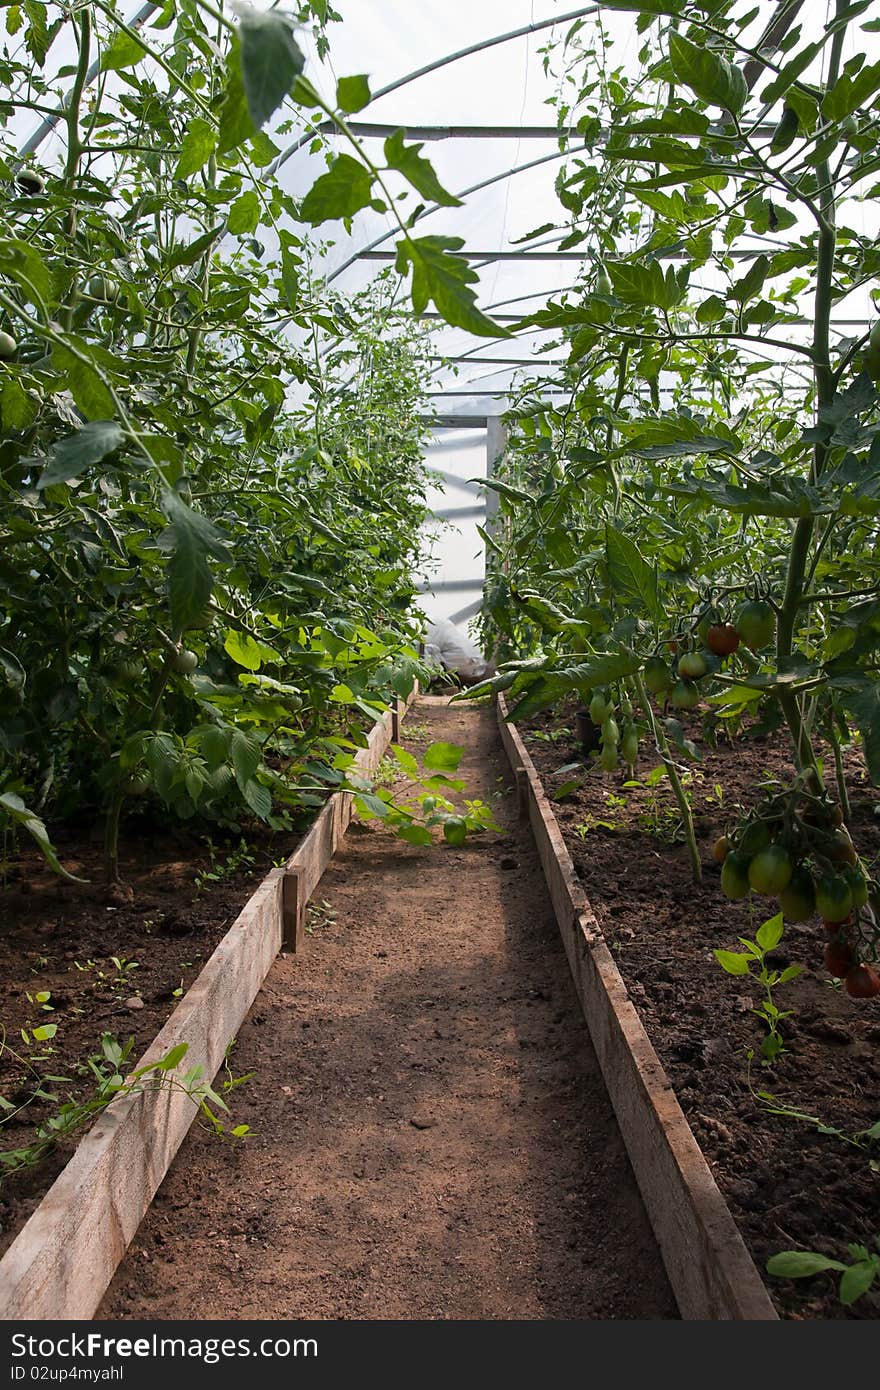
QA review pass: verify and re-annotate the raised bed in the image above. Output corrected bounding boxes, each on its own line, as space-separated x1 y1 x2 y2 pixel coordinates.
0 695 412 1321
496 694 777 1321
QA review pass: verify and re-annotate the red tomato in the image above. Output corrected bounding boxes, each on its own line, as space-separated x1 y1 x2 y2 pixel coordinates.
823 938 853 978
844 963 880 998
706 623 740 657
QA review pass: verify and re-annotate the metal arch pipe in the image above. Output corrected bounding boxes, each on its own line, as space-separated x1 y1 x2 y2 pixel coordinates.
262 6 600 184
325 146 574 285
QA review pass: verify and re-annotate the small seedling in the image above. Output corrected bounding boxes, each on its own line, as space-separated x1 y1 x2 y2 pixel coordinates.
714 912 803 1063
767 1239 880 1307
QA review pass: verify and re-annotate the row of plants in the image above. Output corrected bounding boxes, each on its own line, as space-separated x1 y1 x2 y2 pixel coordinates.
473 0 880 984
0 1 508 883
467 0 880 1310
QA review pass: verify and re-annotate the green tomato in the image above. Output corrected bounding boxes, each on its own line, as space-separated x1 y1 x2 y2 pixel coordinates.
869 320 880 354
172 647 198 674
443 816 467 846
721 851 751 901
769 104 799 154
678 651 707 681
87 274 119 304
589 691 610 725
735 600 775 651
670 679 700 710
596 266 612 296
601 716 620 746
0 331 18 359
863 346 880 381
815 874 853 923
748 844 793 896
845 864 869 909
778 869 816 923
621 728 639 766
599 743 619 773
644 656 672 695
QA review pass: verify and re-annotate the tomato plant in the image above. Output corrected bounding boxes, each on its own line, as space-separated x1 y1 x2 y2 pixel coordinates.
468 0 880 962
0 3 505 879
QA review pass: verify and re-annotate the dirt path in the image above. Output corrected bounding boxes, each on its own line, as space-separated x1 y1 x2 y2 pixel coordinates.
100 699 676 1320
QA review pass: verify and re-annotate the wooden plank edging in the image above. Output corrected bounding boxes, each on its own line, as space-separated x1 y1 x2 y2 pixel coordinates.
496 695 777 1322
0 693 414 1321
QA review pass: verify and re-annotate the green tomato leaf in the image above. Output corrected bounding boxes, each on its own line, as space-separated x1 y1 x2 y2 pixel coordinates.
224 629 263 672
1 378 36 430
395 235 511 338
384 129 462 207
100 29 148 73
243 778 272 820
38 420 125 489
227 190 261 235
0 792 85 882
299 152 376 225
669 30 746 115
51 343 115 419
396 823 433 846
336 74 371 114
162 493 227 635
839 1261 878 1306
756 913 784 952
766 1251 846 1279
422 741 464 773
239 9 305 130
713 949 752 976
606 524 661 619
175 118 217 179
390 743 420 779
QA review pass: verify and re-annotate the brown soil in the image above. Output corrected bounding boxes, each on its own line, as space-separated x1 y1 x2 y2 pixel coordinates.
99 699 676 1321
522 702 880 1321
0 814 308 1256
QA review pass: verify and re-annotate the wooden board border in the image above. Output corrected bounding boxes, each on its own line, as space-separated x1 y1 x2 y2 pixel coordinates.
0 693 414 1321
496 694 777 1321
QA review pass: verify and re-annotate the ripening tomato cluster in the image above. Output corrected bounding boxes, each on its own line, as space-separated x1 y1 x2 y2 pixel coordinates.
643 600 776 713
582 688 641 774
715 788 879 998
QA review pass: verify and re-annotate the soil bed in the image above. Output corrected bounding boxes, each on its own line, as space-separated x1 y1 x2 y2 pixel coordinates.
0 808 315 1258
98 699 676 1320
521 701 880 1321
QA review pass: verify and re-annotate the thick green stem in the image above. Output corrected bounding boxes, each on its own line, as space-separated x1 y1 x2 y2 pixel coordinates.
633 671 701 884
774 2 848 791
827 721 852 825
103 787 124 883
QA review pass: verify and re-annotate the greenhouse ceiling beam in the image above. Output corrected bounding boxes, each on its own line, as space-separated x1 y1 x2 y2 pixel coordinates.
20 5 599 163
362 247 786 263
426 470 483 494
316 123 570 140
429 357 568 365
447 599 483 625
416 579 484 593
320 120 777 142
425 416 488 428
433 505 486 521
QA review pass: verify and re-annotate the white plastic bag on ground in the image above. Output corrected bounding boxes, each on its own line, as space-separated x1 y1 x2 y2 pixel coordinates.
424 618 491 684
